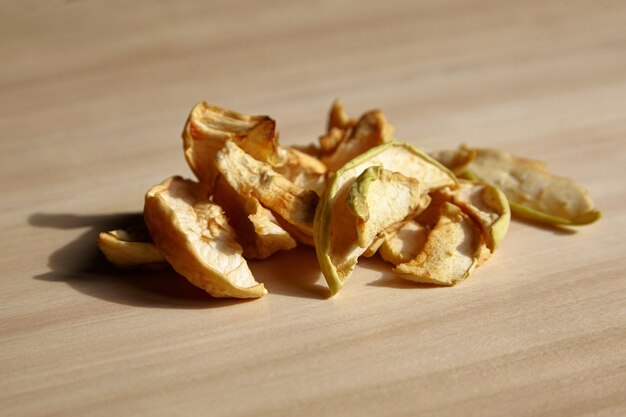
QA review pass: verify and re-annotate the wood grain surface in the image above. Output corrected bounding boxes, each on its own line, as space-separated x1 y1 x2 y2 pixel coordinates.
1 1 625 416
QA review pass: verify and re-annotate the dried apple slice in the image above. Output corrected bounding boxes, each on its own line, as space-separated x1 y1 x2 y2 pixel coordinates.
215 140 319 243
464 147 601 226
319 128 344 156
394 203 480 285
362 235 385 257
430 147 476 176
379 220 429 266
346 166 424 248
143 176 266 298
318 99 357 155
327 99 356 132
213 177 296 259
183 102 280 185
247 200 298 256
320 168 424 294
274 147 327 195
437 181 510 252
315 141 458 295
320 109 394 172
97 225 167 269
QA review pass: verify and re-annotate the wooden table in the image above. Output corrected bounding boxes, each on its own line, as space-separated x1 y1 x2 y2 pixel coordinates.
2 1 625 416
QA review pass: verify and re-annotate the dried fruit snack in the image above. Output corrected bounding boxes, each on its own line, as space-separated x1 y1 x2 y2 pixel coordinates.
144 176 266 298
313 142 457 295
98 101 599 298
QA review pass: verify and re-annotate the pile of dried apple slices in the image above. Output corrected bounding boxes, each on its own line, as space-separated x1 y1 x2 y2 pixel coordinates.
98 101 601 298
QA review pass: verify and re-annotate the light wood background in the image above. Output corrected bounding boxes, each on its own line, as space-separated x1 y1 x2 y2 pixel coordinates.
1 1 625 416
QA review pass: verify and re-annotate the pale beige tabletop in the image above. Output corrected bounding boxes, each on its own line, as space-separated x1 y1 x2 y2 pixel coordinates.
1 1 625 416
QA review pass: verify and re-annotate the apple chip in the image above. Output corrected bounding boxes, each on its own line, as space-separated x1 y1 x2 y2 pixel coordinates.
346 166 424 248
97 225 167 269
436 181 510 252
319 171 423 295
183 102 280 186
430 147 476 176
379 220 429 266
320 108 394 172
465 147 601 226
327 99 356 132
247 200 298 255
274 147 327 195
318 99 357 155
361 233 387 258
361 221 400 258
409 183 498 266
144 176 266 298
394 203 480 285
213 177 296 259
319 128 344 157
215 140 319 244
315 141 457 295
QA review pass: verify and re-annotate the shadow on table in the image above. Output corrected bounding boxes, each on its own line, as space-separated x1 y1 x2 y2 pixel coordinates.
29 212 327 309
248 246 328 299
